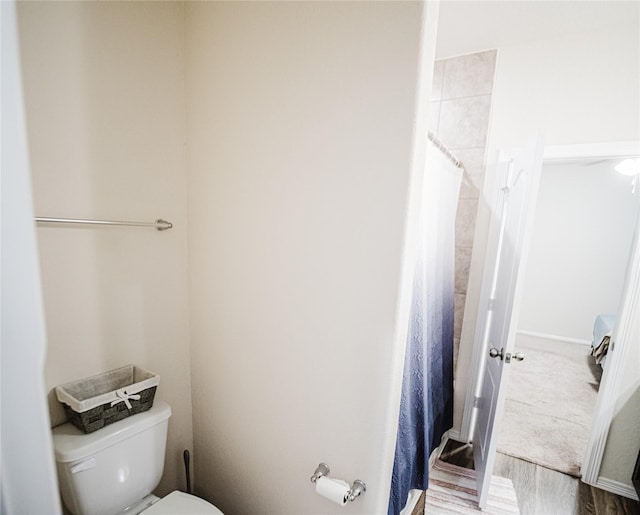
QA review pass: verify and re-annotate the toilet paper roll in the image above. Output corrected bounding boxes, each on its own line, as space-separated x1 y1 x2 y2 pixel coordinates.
315 476 350 506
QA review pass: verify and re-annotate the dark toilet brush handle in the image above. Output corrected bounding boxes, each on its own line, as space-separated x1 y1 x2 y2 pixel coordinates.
183 450 192 495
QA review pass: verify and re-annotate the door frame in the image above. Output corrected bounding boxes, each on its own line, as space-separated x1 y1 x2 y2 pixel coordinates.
460 140 640 497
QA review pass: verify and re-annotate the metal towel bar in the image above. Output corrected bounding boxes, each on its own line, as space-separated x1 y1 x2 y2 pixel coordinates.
34 217 173 231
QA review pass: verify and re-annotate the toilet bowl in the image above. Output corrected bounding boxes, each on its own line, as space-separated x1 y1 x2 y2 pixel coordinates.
126 491 223 515
51 401 223 515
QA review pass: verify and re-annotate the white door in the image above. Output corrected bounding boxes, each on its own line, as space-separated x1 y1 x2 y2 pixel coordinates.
472 136 544 508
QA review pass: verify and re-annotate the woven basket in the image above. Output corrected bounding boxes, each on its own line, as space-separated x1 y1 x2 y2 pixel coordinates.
55 365 159 434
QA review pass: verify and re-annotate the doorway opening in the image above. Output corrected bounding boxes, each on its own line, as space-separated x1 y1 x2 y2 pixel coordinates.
495 155 639 476
455 140 640 509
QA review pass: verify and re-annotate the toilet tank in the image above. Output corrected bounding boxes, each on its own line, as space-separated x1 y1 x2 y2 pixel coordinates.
52 401 172 515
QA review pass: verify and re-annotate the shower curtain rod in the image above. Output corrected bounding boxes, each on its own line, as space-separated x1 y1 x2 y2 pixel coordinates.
428 132 462 168
34 217 173 231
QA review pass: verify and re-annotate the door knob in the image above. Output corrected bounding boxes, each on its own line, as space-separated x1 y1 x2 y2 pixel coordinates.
489 347 504 359
489 348 524 363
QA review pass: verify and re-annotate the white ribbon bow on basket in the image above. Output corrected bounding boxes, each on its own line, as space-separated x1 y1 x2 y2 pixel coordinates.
111 388 141 409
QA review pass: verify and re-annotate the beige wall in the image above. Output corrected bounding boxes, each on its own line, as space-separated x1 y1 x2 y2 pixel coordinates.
518 161 638 341
17 2 436 512
17 1 192 496
185 2 429 513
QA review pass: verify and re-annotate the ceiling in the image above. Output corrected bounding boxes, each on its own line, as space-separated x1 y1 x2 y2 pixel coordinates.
435 1 640 59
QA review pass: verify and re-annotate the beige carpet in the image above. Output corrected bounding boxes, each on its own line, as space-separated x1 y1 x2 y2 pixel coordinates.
496 334 601 477
425 459 520 514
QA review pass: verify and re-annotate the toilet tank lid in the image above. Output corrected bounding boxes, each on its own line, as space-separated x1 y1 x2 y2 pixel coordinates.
52 401 172 463
143 491 224 515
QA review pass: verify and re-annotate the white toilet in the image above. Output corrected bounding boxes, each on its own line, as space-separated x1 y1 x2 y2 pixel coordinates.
51 401 223 515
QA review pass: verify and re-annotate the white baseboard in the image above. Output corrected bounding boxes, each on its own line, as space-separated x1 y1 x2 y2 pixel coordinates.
594 477 639 501
517 330 591 346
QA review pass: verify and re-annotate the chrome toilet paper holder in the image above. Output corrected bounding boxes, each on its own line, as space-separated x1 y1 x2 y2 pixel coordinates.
310 463 367 502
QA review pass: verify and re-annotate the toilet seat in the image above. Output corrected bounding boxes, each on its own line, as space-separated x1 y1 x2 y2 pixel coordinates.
142 491 223 515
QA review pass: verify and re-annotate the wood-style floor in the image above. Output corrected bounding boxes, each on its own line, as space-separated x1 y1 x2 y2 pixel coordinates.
412 440 640 514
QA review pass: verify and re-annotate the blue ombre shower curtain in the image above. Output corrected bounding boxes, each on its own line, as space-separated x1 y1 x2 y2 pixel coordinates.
388 141 462 514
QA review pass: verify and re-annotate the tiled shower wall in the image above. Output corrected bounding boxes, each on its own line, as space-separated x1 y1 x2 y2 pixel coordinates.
429 50 497 371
